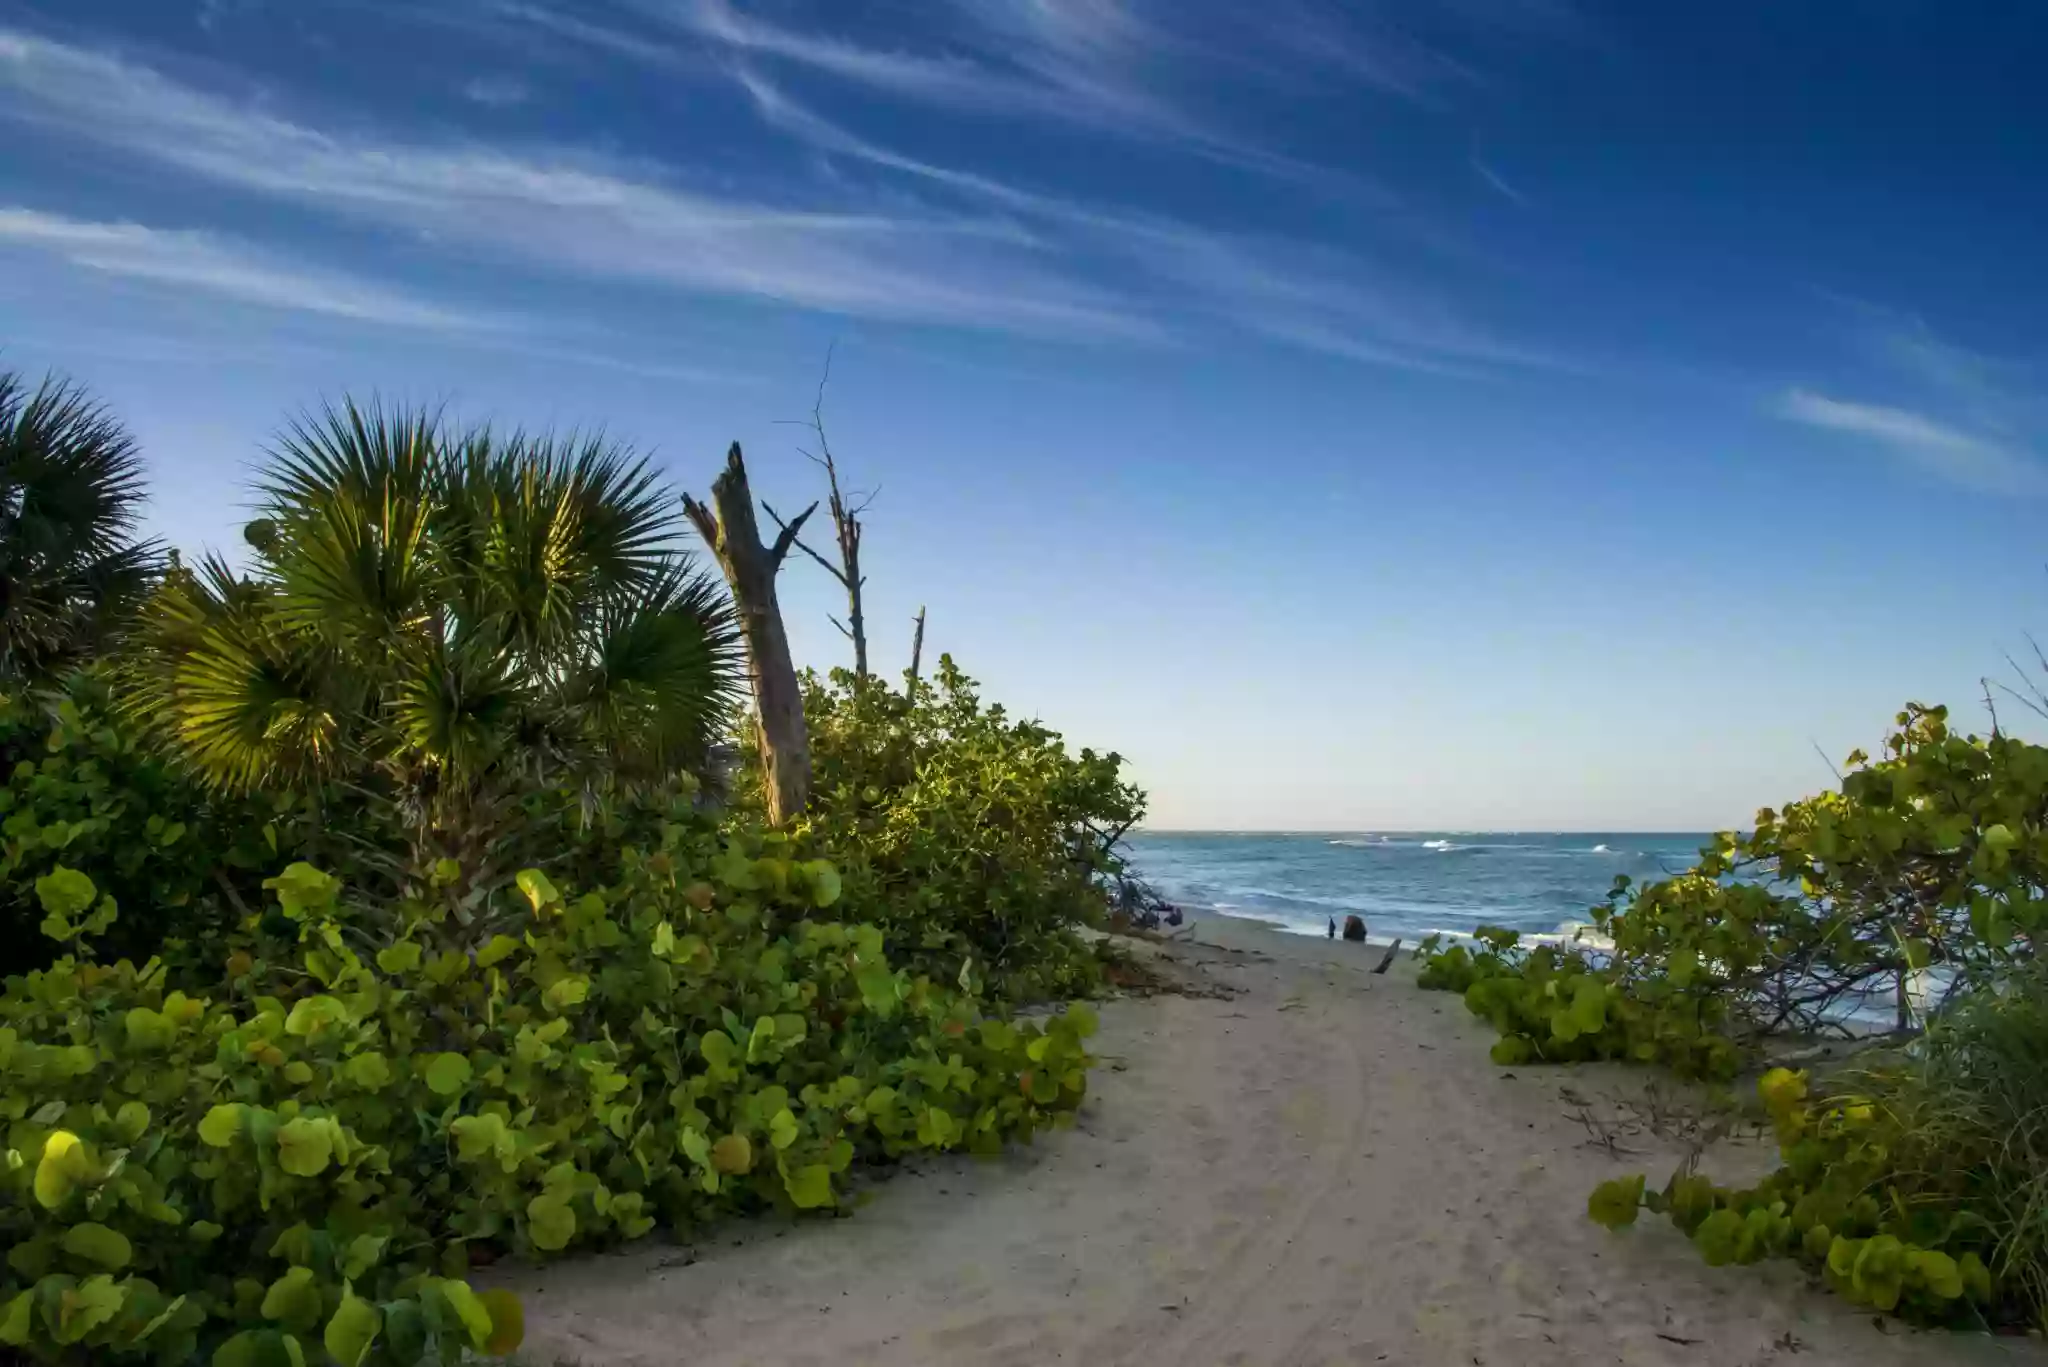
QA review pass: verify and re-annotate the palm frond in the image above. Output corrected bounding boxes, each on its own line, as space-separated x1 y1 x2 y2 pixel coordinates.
125 552 356 791
563 558 744 780
261 400 442 650
0 370 163 678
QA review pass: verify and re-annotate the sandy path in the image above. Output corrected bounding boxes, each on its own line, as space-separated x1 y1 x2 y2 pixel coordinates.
500 925 2037 1367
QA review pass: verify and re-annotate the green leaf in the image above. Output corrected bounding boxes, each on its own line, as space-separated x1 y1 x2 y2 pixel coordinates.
323 1291 381 1367
113 1100 150 1142
375 941 422 975
275 1117 335 1176
424 1053 473 1097
785 1163 834 1209
0 1291 31 1347
260 1267 323 1333
1692 1208 1744 1267
60 1222 132 1270
52 1275 125 1345
340 1235 387 1280
343 1051 391 1089
451 1113 509 1163
516 868 562 912
1908 1248 1963 1300
1959 1251 1993 1303
1587 1175 1644 1230
34 1130 87 1208
699 1030 736 1074
856 966 898 1014
283 995 346 1038
526 1192 576 1252
264 863 339 920
35 865 96 919
542 975 589 1014
769 1108 799 1150
433 1280 494 1351
802 860 842 908
711 1134 753 1175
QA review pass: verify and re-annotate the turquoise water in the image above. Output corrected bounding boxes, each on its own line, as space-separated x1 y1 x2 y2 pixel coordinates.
1121 831 1715 943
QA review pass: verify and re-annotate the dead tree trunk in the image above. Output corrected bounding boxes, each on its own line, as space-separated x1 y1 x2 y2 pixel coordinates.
683 443 817 827
909 606 926 685
764 346 875 680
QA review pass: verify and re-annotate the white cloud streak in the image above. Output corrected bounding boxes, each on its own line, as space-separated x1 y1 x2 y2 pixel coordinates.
1776 388 2048 495
1471 156 1527 206
0 27 1149 341
732 69 1557 373
0 207 485 329
0 24 1557 374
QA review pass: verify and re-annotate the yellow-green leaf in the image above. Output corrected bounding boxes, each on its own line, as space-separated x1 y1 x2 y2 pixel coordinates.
322 1291 380 1367
424 1053 472 1096
343 1052 391 1090
34 1130 87 1208
374 941 421 975
61 1222 132 1270
785 1163 834 1209
0 1291 30 1346
525 1192 576 1252
275 1117 334 1177
516 869 561 911
198 1104 245 1147
113 1101 150 1142
260 1267 322 1332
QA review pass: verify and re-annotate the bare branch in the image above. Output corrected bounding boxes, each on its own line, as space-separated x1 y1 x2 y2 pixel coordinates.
759 500 831 575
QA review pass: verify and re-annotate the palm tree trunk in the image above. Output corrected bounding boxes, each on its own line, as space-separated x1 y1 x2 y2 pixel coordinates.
683 444 813 826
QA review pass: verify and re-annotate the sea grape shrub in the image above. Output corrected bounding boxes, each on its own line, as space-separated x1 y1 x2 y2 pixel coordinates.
1596 702 2048 1038
1 817 1097 1363
1588 1068 2002 1329
1421 702 2048 1082
1414 929 1739 1078
800 657 1145 1001
0 677 294 976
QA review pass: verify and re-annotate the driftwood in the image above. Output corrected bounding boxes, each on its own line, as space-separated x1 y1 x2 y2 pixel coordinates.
1372 939 1403 974
683 444 813 826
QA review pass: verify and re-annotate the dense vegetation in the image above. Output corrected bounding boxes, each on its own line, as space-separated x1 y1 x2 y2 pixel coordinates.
0 375 1132 1365
1419 702 2048 1330
801 658 1143 1002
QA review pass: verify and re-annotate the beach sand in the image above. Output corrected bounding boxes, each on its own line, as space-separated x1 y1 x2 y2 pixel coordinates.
496 917 2038 1367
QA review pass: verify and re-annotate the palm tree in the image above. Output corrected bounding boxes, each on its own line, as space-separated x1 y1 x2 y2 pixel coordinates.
128 400 743 921
0 371 161 681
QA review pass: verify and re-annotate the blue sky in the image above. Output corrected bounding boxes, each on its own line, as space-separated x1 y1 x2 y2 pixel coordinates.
2 0 2044 830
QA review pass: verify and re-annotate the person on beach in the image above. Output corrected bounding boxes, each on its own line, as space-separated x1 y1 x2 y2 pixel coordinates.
1327 916 1336 939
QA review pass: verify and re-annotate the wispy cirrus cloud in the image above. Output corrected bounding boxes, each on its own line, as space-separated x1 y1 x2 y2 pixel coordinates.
1776 304 2048 495
0 206 486 329
0 23 1560 374
1776 388 2047 495
0 27 1150 342
729 68 1556 374
461 73 532 107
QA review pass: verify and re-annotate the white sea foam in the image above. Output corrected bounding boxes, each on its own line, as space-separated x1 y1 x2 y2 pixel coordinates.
1422 839 1458 851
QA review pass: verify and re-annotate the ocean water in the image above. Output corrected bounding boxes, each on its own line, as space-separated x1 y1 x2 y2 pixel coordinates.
1121 832 1716 944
